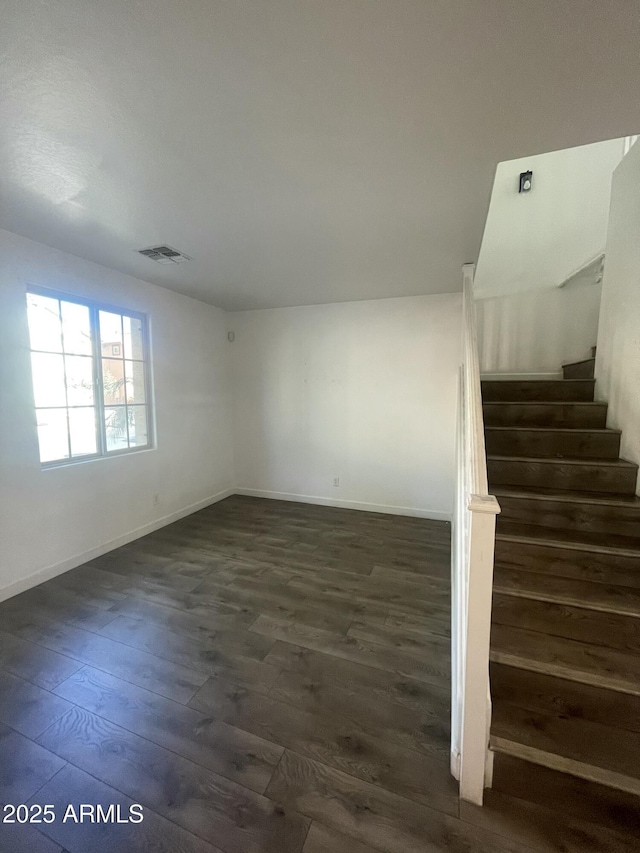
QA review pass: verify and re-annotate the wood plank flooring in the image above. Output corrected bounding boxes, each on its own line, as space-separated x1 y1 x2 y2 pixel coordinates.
0 495 638 852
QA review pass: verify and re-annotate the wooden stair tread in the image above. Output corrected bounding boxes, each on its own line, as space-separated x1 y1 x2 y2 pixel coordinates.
490 662 640 734
493 566 640 617
493 593 640 653
482 379 595 402
490 735 640 798
483 402 608 429
562 358 596 381
486 426 620 434
489 454 638 469
484 379 595 384
491 753 640 840
496 521 640 556
464 773 640 852
489 456 638 493
484 401 605 407
494 538 640 590
562 357 597 369
490 702 640 795
494 487 640 539
490 623 640 696
486 426 622 460
493 485 640 506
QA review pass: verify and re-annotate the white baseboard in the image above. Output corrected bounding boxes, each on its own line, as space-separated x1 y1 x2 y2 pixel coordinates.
0 487 234 604
481 372 563 380
234 487 451 522
451 750 461 781
1 485 449 604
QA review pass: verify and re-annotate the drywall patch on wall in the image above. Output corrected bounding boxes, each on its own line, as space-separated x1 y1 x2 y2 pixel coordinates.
0 229 235 596
229 293 462 520
595 142 640 494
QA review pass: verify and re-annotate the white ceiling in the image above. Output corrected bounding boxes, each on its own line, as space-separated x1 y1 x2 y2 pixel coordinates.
1 1 640 311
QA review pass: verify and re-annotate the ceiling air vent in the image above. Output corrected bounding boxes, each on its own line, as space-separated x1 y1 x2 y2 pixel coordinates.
138 245 191 265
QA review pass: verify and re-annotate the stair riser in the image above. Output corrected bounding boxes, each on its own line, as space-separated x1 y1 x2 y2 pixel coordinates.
485 429 620 459
488 459 637 494
492 593 640 652
491 708 640 786
491 662 640 734
495 539 640 588
496 497 640 539
483 403 608 428
482 379 595 403
563 359 596 380
490 752 640 830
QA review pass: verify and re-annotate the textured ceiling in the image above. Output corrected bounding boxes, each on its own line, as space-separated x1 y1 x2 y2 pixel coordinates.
1 1 640 310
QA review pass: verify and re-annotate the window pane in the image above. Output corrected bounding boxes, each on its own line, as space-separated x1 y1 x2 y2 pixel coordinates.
123 316 144 360
124 361 146 403
102 359 125 404
27 293 62 352
65 356 94 406
99 311 123 355
36 408 69 463
61 301 92 355
128 406 149 447
69 407 97 456
27 293 151 465
31 352 66 407
104 407 129 452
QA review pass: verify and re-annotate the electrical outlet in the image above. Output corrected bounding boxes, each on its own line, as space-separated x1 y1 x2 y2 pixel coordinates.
333 477 340 488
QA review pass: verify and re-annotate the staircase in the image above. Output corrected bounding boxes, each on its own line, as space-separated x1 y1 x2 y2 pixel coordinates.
482 355 640 823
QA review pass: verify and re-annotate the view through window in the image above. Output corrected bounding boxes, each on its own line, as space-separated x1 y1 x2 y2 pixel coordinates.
26 289 152 465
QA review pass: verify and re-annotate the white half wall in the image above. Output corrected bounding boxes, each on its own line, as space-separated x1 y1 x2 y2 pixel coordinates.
0 229 235 600
596 142 640 495
477 283 600 375
229 294 462 520
474 138 625 299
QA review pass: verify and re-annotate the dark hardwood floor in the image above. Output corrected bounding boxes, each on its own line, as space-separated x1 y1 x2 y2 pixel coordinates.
0 496 638 852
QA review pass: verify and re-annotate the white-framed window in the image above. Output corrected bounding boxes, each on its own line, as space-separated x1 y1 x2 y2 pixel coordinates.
26 286 153 467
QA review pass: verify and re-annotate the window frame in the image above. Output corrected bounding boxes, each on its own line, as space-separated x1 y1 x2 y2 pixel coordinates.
26 285 155 469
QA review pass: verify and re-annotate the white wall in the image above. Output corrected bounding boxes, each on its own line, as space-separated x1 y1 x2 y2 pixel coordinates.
0 229 234 600
474 138 624 299
596 142 640 494
477 284 600 376
229 294 462 520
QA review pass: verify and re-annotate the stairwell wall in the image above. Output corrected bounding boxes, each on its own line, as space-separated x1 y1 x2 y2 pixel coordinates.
474 138 625 300
596 141 640 494
476 284 601 376
475 138 625 375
